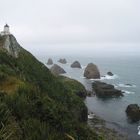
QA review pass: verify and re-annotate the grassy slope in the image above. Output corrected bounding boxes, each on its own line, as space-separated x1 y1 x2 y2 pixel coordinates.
58 76 87 98
0 48 103 140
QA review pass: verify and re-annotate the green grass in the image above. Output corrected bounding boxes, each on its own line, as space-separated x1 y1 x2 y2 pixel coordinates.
58 76 87 98
0 40 104 140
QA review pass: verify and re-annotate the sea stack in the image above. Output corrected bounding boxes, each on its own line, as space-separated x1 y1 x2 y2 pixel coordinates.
126 104 140 122
71 61 81 68
50 64 66 75
107 71 114 76
58 58 67 64
47 58 53 65
84 63 100 79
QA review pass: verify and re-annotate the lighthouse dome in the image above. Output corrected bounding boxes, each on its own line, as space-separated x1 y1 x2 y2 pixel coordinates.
1 24 10 36
4 24 9 28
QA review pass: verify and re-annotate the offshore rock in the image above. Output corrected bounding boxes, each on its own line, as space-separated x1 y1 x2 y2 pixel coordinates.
58 58 67 64
50 64 66 75
107 72 114 76
47 58 53 65
71 61 81 68
93 81 123 98
126 104 140 122
84 63 100 79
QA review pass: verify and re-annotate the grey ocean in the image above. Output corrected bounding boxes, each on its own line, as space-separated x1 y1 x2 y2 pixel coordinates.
36 51 140 140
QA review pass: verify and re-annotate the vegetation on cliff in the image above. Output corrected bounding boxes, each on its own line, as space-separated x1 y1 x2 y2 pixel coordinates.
0 35 103 140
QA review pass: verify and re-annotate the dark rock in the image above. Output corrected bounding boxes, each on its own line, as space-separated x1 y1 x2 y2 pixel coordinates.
107 72 114 76
58 58 67 64
86 90 95 97
50 64 66 75
125 84 132 86
71 61 81 68
76 91 87 98
126 104 140 122
92 81 123 98
79 105 88 122
47 58 53 65
84 63 100 79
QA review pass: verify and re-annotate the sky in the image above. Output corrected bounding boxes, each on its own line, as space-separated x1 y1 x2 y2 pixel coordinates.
0 0 140 55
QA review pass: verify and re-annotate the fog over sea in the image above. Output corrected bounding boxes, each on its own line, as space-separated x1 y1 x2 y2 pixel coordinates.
30 44 140 140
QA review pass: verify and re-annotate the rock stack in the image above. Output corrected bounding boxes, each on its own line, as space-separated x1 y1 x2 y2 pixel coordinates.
71 61 81 68
84 63 100 79
58 58 67 64
50 64 66 75
47 58 53 65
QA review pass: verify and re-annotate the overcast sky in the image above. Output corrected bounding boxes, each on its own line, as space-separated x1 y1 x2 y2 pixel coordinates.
0 0 140 55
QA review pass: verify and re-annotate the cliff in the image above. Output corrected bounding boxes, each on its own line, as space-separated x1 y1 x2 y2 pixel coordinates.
0 35 21 57
0 35 103 140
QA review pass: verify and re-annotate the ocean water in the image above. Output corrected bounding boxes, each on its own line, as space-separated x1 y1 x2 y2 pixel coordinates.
36 53 140 140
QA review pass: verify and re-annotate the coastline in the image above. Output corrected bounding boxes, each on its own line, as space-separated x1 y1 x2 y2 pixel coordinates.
87 112 127 140
44 55 140 139
86 90 127 139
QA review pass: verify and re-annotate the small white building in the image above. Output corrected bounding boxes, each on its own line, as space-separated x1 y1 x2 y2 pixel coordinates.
1 24 10 36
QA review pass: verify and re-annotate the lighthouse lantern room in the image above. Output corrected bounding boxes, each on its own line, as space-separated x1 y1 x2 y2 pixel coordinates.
1 24 10 36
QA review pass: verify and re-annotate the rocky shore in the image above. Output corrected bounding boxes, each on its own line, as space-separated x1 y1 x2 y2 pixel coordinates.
46 59 137 139
88 114 127 140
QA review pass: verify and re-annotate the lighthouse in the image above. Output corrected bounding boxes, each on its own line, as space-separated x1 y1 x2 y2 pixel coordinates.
1 24 10 36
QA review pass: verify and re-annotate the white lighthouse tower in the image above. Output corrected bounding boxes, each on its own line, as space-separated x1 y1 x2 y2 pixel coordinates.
1 24 10 36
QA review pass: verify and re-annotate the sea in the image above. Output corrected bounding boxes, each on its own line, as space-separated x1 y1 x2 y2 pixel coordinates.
31 45 140 140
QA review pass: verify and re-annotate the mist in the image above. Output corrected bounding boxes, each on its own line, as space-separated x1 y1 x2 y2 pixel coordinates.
0 0 140 55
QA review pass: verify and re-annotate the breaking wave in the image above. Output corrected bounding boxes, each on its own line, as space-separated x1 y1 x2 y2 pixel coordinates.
122 90 135 95
117 84 136 88
101 74 119 80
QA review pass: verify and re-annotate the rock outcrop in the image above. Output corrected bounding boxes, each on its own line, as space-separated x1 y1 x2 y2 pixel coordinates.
93 81 123 98
47 58 53 65
107 72 114 76
71 61 81 68
58 58 67 64
50 64 66 75
0 35 21 57
126 104 140 122
84 63 100 79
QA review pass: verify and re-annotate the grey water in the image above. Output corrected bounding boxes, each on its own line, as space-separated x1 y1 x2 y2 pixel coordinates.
35 51 140 140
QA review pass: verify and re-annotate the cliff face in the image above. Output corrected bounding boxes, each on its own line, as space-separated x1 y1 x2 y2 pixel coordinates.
0 35 21 57
0 35 102 139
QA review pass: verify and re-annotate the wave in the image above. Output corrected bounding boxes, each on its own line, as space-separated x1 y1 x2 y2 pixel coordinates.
81 75 118 81
117 83 136 88
81 76 86 79
122 90 135 95
101 74 119 80
81 76 101 81
89 78 100 81
81 65 86 69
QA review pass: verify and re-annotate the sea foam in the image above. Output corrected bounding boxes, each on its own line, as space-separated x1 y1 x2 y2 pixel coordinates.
122 90 135 95
101 74 118 80
81 74 118 81
117 84 136 88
